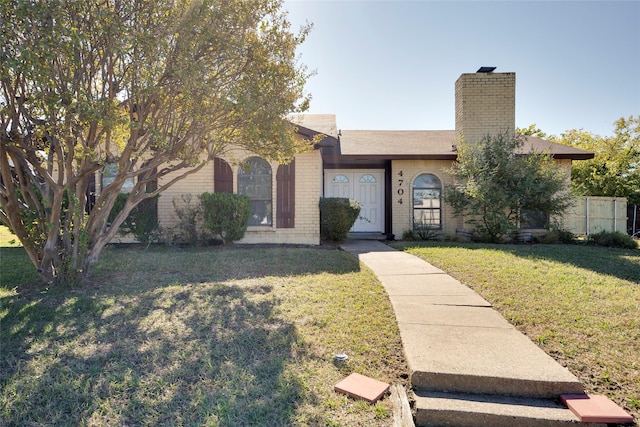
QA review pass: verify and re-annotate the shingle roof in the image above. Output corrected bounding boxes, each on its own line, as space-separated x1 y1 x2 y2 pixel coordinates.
339 130 458 159
338 130 593 160
520 136 594 159
292 115 594 160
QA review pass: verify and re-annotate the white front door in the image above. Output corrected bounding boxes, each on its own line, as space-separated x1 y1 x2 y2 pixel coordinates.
324 170 384 233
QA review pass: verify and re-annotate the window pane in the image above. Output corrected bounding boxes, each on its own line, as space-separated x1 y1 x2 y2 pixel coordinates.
521 210 547 228
248 200 272 226
102 163 134 193
414 209 440 226
359 174 376 183
413 174 441 189
238 157 272 226
333 175 349 183
413 173 442 230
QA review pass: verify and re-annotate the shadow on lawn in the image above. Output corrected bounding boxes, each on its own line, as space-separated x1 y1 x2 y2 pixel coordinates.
394 241 640 284
489 243 640 284
0 270 319 425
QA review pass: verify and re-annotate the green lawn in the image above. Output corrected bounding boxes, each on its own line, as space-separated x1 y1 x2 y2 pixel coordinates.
392 241 640 423
0 242 408 426
3 227 638 425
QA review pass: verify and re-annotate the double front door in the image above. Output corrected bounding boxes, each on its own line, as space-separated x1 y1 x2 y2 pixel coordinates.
324 170 384 233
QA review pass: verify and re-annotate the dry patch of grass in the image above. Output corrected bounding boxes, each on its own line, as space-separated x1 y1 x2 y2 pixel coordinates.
1 245 408 426
393 241 640 424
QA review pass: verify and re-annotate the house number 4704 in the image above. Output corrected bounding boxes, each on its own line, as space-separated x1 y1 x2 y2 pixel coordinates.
397 171 404 204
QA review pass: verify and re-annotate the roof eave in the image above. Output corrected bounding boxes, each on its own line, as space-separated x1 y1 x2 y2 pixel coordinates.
293 123 338 149
332 154 459 161
551 153 595 160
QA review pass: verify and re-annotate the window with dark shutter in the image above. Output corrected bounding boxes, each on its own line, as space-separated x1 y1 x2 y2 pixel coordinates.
214 157 233 193
276 160 295 228
238 157 272 226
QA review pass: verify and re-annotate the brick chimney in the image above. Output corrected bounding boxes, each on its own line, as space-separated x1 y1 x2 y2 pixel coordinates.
455 68 516 144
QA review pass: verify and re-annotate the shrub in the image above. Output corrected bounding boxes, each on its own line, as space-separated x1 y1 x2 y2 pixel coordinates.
170 194 203 245
402 229 416 241
588 231 638 249
200 192 251 244
403 222 441 241
319 197 361 242
536 229 576 244
108 193 160 246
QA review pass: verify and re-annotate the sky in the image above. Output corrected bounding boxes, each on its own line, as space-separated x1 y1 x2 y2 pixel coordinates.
283 0 640 138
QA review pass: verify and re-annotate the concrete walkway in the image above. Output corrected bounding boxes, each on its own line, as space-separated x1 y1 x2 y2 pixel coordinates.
339 240 594 426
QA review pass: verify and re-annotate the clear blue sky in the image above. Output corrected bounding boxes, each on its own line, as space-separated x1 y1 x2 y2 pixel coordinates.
283 0 640 137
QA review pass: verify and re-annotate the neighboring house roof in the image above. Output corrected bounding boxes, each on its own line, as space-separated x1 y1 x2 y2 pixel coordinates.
292 115 594 161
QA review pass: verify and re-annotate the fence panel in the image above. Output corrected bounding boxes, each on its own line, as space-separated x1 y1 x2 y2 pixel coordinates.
565 197 628 235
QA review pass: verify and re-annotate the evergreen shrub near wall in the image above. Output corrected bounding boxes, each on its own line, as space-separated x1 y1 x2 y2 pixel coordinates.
319 197 361 242
200 192 251 244
588 231 638 249
108 193 159 246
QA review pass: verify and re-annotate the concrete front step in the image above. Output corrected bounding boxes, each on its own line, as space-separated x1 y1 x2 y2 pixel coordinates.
402 318 584 398
392 285 584 398
413 391 607 427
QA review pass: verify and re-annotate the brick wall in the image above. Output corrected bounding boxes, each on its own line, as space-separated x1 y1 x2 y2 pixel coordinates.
390 159 462 238
157 148 322 245
390 157 571 238
455 72 516 144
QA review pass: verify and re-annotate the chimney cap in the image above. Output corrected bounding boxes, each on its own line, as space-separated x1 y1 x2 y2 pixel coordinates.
477 66 497 73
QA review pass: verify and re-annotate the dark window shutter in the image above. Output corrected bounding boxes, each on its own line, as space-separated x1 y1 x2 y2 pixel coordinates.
214 157 233 193
276 160 295 228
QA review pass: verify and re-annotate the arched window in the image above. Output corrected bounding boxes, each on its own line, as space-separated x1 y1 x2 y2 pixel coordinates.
332 175 349 183
359 174 376 183
238 157 272 226
413 173 441 229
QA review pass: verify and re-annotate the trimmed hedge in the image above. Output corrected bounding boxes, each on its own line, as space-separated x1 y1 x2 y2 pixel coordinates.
200 192 251 244
319 197 361 242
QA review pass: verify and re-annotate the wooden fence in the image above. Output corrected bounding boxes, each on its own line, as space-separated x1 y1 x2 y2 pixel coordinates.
564 196 628 236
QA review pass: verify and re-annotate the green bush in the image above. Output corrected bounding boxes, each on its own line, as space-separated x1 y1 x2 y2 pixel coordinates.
537 229 576 244
170 194 203 245
200 192 251 244
108 193 159 246
319 197 361 242
588 231 637 249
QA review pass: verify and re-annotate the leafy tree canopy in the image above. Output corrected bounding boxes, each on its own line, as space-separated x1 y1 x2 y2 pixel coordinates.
515 124 547 139
1 0 312 284
444 132 573 242
518 116 640 205
555 116 640 205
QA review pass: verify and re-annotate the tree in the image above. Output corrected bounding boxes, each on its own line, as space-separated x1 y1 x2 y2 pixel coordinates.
444 132 574 242
0 0 312 284
555 116 640 205
516 124 547 138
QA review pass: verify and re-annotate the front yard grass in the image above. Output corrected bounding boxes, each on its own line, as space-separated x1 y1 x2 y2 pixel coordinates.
392 241 640 423
0 242 408 426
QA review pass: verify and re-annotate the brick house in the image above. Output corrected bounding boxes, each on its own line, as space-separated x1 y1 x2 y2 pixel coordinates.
144 69 593 244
